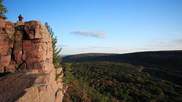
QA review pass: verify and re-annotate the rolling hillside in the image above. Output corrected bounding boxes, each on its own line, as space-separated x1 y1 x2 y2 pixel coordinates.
63 50 182 85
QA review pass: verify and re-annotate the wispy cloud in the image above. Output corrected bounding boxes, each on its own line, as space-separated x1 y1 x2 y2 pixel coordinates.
70 31 106 38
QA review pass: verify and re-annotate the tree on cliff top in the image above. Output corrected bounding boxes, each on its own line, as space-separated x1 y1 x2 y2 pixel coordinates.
45 23 62 68
0 0 7 18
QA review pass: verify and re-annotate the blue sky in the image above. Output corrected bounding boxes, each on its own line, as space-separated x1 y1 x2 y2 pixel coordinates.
4 0 182 55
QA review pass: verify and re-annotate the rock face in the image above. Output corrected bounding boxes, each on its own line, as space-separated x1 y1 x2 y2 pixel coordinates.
0 18 64 102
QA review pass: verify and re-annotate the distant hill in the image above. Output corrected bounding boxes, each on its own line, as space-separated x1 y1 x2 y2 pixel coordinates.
63 50 182 85
63 50 182 68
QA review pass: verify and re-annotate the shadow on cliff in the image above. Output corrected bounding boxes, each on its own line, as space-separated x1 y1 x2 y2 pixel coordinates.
0 73 38 102
0 72 10 77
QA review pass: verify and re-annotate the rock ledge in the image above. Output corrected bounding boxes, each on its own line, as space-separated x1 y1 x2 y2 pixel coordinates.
0 18 64 102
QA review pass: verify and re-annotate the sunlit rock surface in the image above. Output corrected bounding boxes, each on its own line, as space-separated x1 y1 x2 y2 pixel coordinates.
0 18 64 102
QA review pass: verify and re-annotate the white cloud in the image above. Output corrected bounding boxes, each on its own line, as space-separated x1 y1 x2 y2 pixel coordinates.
70 31 106 38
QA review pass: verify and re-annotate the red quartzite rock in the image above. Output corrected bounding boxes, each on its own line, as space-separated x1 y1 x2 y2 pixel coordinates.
0 36 11 55
0 18 64 102
5 21 15 39
5 61 16 72
0 18 53 73
24 21 42 39
0 19 14 72
24 21 52 42
0 55 11 68
22 21 53 73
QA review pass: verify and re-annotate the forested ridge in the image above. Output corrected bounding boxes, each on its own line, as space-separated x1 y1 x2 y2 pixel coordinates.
63 61 182 102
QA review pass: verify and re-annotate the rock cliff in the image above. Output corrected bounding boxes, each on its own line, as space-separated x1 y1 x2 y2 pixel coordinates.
0 17 64 102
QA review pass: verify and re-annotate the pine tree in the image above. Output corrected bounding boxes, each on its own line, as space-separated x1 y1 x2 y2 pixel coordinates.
0 0 7 18
45 22 62 68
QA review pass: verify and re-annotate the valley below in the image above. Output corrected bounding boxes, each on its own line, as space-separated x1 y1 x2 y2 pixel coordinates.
62 51 182 102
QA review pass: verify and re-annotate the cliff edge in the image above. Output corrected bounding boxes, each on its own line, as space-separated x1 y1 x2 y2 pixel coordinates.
0 17 64 102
